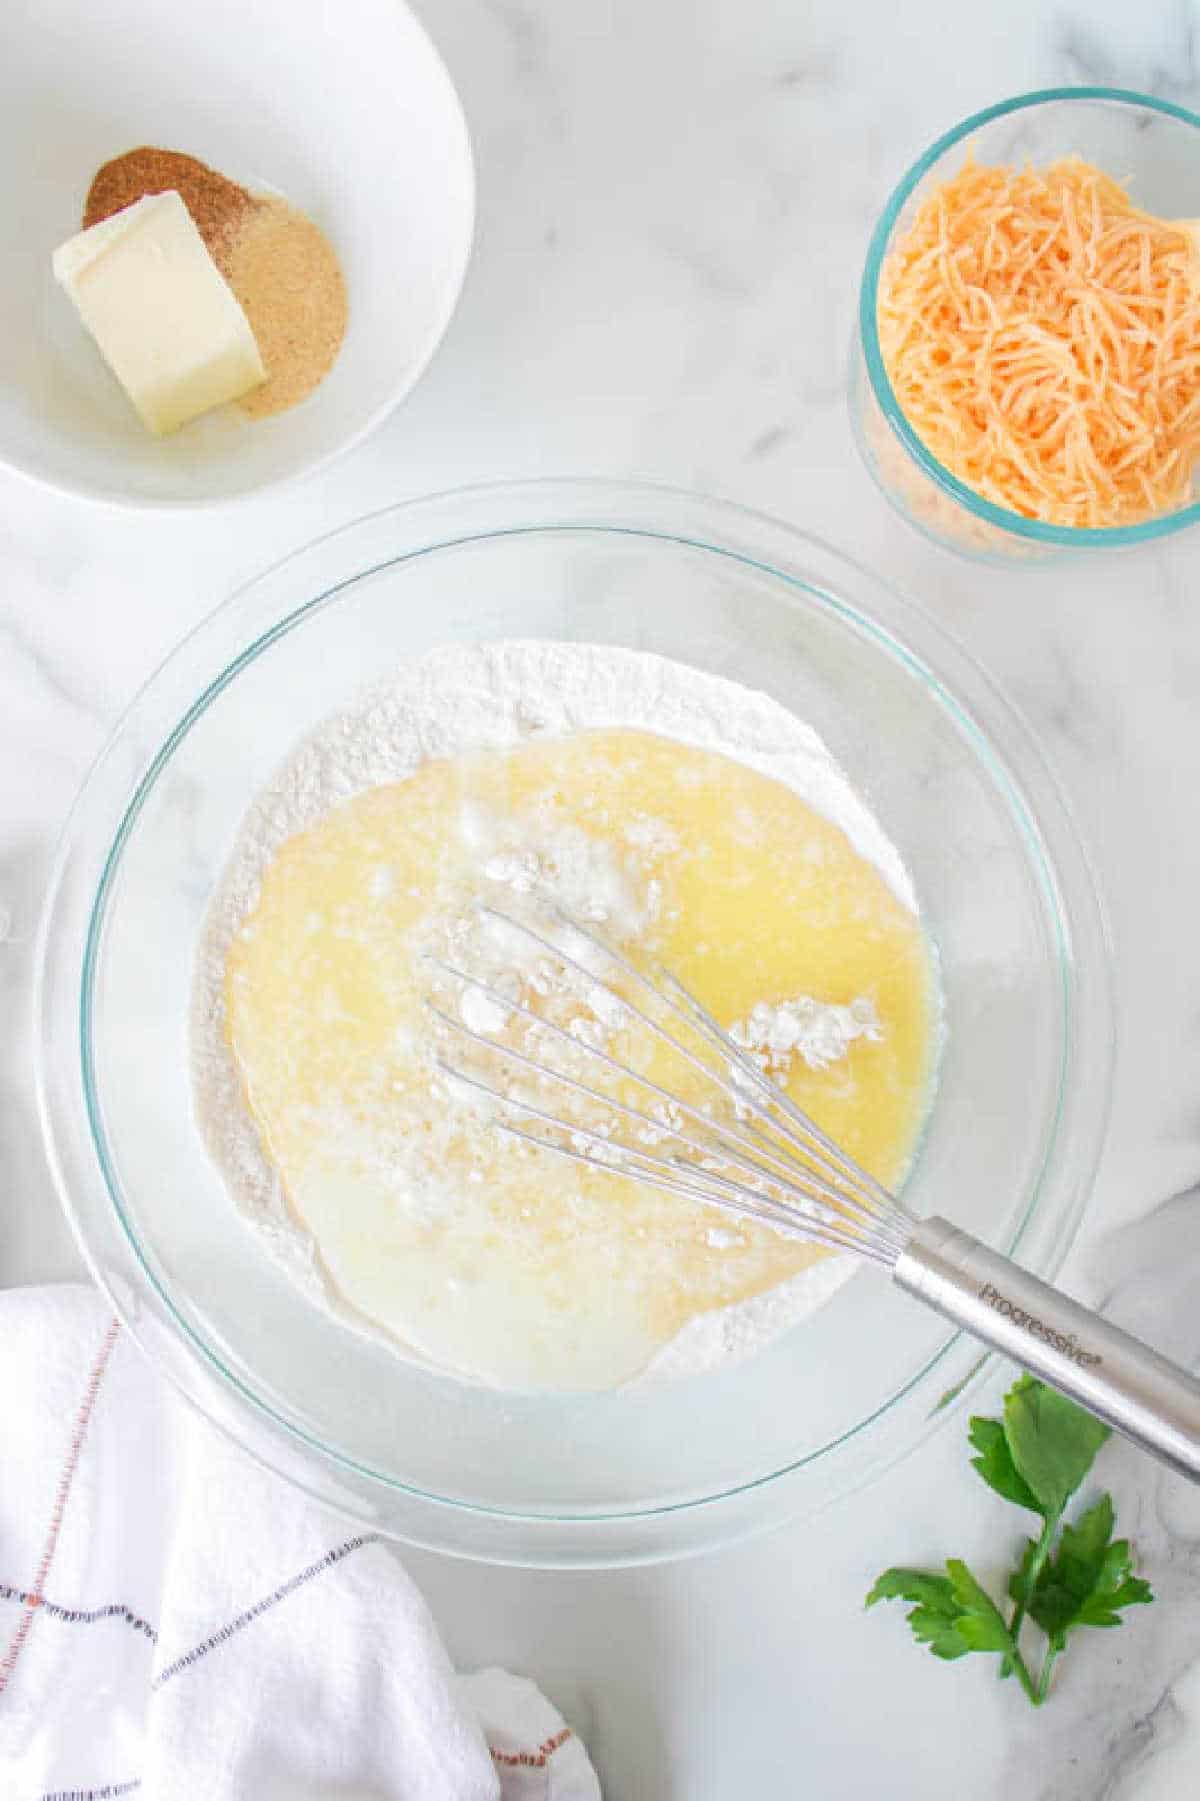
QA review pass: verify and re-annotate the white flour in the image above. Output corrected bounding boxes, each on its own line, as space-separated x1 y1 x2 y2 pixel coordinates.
192 641 918 1387
729 995 883 1075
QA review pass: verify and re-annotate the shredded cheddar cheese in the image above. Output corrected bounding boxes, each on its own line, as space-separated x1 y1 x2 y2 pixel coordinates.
878 156 1200 528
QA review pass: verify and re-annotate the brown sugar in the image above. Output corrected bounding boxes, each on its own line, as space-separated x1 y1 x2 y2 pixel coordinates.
83 147 256 274
224 198 348 419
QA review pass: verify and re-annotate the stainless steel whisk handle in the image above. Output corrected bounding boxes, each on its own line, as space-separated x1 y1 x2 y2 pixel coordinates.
894 1216 1200 1482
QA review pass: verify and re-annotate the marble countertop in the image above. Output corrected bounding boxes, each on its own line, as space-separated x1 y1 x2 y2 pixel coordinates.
5 0 1200 1794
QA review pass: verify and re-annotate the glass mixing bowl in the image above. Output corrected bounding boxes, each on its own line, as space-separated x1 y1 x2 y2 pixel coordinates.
852 87 1200 563
36 482 1112 1566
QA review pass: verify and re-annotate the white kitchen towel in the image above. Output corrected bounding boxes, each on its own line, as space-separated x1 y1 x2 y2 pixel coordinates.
0 1285 600 1801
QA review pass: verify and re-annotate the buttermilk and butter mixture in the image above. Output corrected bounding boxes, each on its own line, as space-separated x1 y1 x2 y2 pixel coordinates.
192 643 939 1390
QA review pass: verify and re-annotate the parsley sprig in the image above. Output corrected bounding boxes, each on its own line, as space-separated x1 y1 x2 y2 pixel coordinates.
866 1376 1153 1705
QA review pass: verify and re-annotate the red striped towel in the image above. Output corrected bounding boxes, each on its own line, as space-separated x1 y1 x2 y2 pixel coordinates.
0 1286 600 1801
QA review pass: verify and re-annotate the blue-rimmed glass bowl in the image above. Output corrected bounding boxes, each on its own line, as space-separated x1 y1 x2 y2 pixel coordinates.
35 482 1112 1565
852 88 1200 563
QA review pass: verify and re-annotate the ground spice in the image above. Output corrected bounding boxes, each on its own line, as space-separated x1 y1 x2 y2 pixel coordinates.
224 197 348 419
81 147 348 419
83 147 255 275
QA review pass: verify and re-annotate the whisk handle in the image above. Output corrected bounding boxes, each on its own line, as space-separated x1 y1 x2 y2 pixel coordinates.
894 1216 1200 1482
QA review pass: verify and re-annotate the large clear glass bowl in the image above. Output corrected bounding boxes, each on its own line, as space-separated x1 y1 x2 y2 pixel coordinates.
35 482 1112 1566
852 88 1200 563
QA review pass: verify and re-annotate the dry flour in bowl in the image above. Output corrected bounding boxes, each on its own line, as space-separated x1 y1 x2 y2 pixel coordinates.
192 642 928 1389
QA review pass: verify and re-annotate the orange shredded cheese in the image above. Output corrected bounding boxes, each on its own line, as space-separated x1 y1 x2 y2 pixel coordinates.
878 156 1200 527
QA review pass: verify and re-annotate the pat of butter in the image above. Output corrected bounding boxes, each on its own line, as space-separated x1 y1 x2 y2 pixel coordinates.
53 191 265 435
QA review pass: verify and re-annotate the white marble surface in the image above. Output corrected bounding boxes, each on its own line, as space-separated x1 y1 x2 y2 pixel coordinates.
5 0 1200 1794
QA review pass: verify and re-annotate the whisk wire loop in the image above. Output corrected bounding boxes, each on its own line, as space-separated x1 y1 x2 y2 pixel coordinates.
425 963 882 1229
478 901 902 1238
546 907 906 1226
424 902 915 1266
433 1053 887 1257
419 905 1200 1482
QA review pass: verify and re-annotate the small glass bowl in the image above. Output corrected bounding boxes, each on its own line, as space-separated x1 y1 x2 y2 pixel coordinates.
36 482 1112 1566
852 87 1200 564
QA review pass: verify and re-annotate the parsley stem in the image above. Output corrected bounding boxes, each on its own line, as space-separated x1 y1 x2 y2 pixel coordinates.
1006 1643 1041 1705
1035 1643 1062 1705
1007 1508 1061 1650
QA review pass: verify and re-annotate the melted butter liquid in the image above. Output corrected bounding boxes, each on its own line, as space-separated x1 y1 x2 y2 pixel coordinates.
224 728 939 1389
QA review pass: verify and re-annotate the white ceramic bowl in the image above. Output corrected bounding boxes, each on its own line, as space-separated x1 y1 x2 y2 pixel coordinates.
0 0 474 506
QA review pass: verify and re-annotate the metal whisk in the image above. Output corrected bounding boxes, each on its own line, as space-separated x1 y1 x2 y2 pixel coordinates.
426 901 1200 1481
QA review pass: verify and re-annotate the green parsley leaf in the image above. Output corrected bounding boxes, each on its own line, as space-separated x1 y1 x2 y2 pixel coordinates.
945 1559 1017 1654
865 1568 973 1660
865 1563 1020 1664
969 1414 1043 1513
866 1568 956 1610
1069 1553 1154 1631
1025 1495 1155 1643
1004 1379 1111 1516
867 1378 1154 1707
